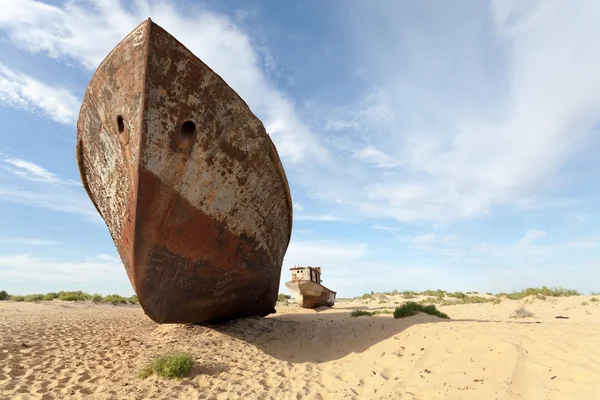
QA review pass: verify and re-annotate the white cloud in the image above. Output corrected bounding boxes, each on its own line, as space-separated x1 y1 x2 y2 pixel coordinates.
292 202 304 212
353 146 400 169
0 63 79 124
516 229 547 248
3 156 80 186
0 0 328 165
372 224 399 233
294 214 346 222
302 1 600 223
0 236 57 246
0 153 99 222
0 253 127 284
0 185 100 222
410 233 459 249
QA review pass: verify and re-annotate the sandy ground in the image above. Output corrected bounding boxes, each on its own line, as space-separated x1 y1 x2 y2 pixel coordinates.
2 295 600 399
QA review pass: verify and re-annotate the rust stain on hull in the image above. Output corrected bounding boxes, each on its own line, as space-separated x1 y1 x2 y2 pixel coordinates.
76 19 293 324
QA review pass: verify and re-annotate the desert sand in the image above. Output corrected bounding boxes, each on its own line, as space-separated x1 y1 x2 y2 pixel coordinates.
2 294 600 399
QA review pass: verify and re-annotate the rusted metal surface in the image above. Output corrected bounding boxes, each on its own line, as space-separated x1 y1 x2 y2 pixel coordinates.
76 19 293 323
285 266 336 308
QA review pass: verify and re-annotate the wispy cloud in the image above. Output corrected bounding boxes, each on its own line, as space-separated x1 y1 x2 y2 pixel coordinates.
0 63 79 124
294 214 346 222
0 236 57 246
0 153 98 222
0 0 329 165
3 156 80 186
372 225 399 233
0 253 127 284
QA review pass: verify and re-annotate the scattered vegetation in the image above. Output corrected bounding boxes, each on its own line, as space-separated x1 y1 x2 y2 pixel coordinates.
582 301 589 306
497 286 579 300
103 294 128 305
138 352 194 379
419 294 500 307
43 292 58 301
393 302 449 319
591 298 599 303
57 290 91 301
510 306 534 318
1 290 139 305
350 310 373 317
592 292 600 296
277 293 291 302
24 294 45 302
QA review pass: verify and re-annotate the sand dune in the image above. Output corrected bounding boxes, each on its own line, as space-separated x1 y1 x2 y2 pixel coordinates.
2 295 600 399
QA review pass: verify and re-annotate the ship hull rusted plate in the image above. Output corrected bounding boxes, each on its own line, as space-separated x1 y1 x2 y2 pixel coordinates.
285 281 336 308
76 19 293 324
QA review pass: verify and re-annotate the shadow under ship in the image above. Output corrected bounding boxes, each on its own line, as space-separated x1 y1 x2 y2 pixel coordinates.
76 18 293 324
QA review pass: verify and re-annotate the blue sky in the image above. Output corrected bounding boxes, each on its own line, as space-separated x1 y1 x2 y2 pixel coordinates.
1 0 599 297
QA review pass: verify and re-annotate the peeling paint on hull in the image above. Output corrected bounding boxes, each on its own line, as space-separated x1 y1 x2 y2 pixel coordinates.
76 19 293 324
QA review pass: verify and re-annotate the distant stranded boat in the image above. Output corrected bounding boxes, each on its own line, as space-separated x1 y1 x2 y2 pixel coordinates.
76 18 293 324
285 266 337 308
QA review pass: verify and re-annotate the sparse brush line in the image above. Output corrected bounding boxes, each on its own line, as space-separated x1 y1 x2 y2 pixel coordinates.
0 290 138 305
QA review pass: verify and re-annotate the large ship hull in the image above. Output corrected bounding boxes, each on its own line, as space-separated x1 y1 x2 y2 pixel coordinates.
285 281 336 308
76 19 293 323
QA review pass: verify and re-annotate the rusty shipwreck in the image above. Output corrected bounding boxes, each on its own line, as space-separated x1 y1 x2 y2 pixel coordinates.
76 19 293 324
285 266 336 308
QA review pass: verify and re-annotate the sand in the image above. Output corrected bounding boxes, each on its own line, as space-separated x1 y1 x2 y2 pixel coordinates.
2 294 600 399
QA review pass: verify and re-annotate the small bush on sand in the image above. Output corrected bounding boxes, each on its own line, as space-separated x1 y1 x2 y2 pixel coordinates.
92 293 104 302
44 292 58 301
394 302 449 319
58 291 91 301
350 310 373 317
129 295 139 304
24 294 44 302
372 309 393 315
277 293 291 302
0 290 8 300
510 306 534 318
103 294 127 305
448 292 466 299
591 298 599 303
10 295 24 302
582 301 589 306
138 352 194 379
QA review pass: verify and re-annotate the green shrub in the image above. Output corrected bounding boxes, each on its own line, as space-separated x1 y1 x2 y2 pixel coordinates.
510 306 534 318
43 292 58 301
10 295 24 302
129 295 139 304
138 353 194 379
277 293 291 302
393 302 449 319
103 294 127 305
24 294 44 302
0 290 8 300
448 291 466 299
591 298 599 303
92 293 104 302
57 291 91 301
350 310 373 317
